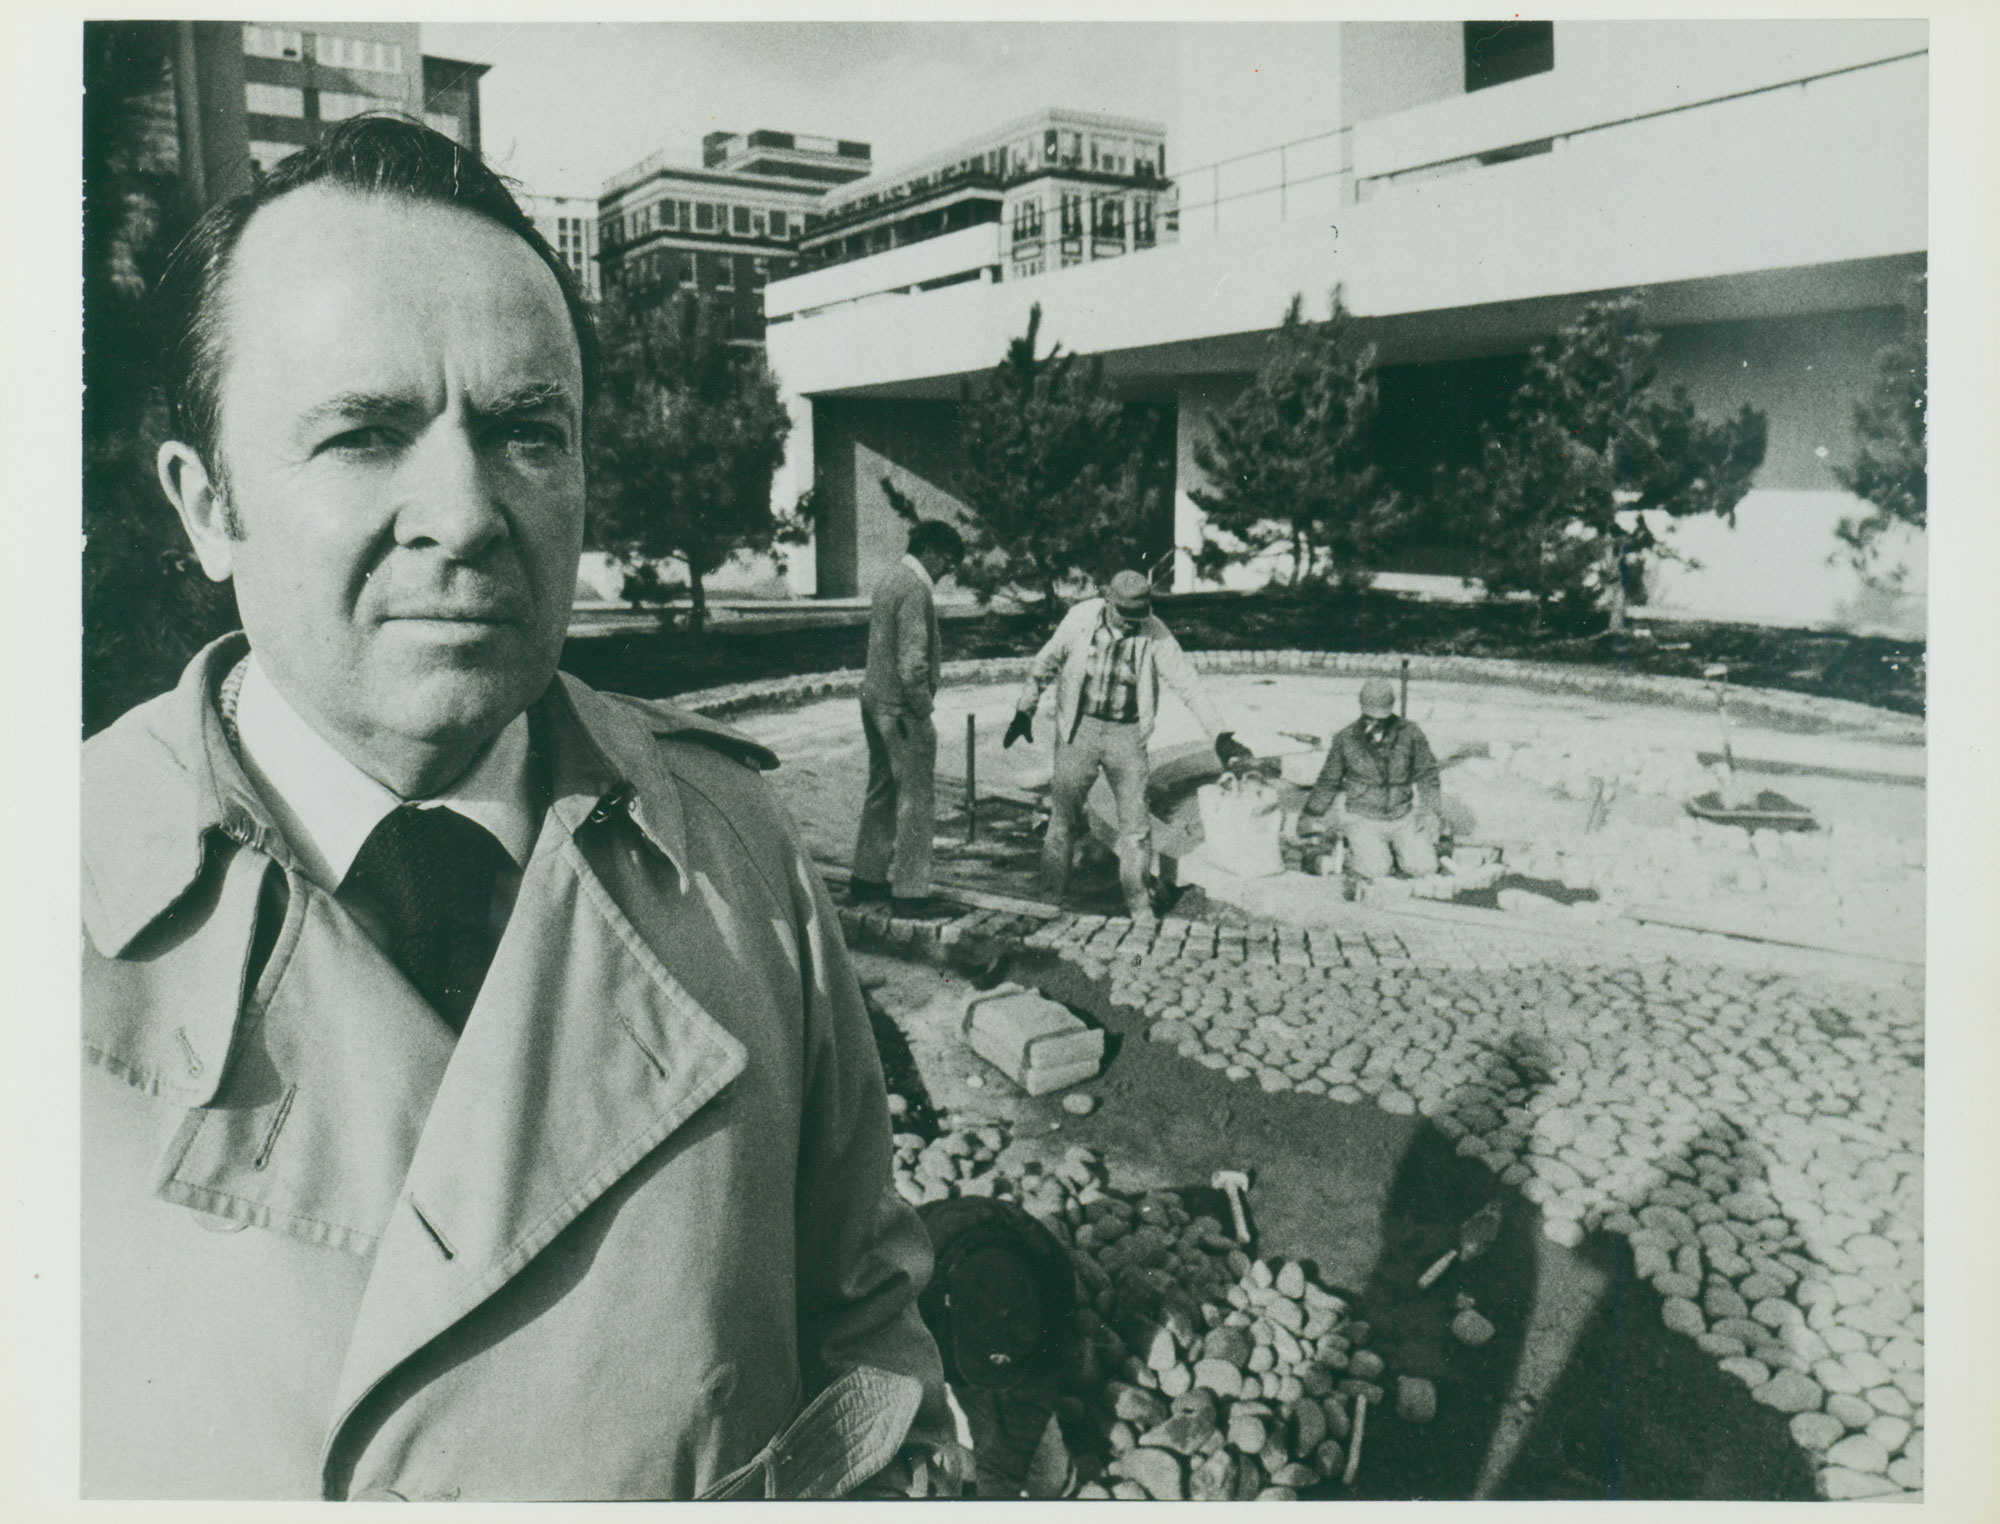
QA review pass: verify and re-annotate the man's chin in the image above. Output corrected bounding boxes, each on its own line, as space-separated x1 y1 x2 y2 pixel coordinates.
377 643 553 740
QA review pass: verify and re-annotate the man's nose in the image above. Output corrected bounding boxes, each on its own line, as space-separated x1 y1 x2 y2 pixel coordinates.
393 424 506 559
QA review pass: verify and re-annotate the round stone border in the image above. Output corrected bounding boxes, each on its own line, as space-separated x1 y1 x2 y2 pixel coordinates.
672 651 1923 742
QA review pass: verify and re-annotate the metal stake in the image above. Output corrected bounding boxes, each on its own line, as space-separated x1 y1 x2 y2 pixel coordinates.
1399 656 1410 718
965 713 978 843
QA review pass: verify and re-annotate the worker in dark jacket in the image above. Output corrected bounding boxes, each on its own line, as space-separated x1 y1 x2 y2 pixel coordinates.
916 1197 1082 1498
1298 676 1442 878
850 519 965 916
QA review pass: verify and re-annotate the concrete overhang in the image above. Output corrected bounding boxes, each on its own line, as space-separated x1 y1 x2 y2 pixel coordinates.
796 250 1925 403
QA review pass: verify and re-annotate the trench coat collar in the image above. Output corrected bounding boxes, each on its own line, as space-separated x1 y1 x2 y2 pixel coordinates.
81 635 777 962
83 633 303 960
81 635 773 1110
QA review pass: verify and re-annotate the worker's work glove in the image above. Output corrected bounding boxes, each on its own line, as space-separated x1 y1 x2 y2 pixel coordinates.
1003 710 1034 749
1214 732 1254 773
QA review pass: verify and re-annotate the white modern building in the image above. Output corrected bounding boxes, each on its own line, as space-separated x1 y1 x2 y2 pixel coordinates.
763 20 1927 637
521 192 599 300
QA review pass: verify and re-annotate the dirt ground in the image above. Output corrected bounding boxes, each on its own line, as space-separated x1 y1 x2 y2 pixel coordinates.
781 667 1921 1500
854 943 1821 1500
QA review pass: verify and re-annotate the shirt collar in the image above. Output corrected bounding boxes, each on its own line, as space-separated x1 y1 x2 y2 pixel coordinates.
901 552 934 589
234 654 540 890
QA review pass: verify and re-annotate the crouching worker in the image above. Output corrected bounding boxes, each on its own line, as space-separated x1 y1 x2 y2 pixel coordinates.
917 1196 1085 1498
1004 570 1251 916
1297 676 1443 878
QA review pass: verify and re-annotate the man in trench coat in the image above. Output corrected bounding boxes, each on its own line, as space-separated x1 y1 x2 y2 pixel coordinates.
80 116 947 1501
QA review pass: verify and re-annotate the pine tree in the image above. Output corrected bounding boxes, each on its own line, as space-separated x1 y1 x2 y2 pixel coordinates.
82 21 236 734
1452 292 1767 632
1188 291 1404 588
954 304 1162 608
587 277 794 636
1834 274 1926 574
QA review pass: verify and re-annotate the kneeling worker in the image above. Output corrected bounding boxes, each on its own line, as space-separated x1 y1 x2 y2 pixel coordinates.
1298 676 1443 877
1004 570 1251 915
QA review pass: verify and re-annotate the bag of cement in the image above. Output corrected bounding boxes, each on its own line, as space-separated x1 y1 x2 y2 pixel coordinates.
1196 773 1285 878
961 984 1105 1096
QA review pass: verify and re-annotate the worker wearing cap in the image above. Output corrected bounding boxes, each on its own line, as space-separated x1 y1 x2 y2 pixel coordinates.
1297 677 1443 878
1004 570 1250 916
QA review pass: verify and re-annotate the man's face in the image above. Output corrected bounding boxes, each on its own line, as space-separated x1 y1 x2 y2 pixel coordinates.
1107 602 1148 634
166 186 585 780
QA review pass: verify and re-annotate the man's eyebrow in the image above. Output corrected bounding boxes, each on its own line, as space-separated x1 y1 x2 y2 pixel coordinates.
470 383 576 419
295 390 428 434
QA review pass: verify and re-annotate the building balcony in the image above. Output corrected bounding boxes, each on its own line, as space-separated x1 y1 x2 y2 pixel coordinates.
765 44 1923 399
766 224 1003 322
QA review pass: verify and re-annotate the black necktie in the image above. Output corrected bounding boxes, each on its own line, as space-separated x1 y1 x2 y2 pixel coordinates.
343 805 511 1033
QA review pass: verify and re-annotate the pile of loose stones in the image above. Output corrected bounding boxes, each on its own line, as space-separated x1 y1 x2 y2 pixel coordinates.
1068 942 1925 1500
890 1121 1444 1500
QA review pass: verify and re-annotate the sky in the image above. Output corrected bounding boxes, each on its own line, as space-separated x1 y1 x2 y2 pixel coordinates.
423 21 1184 199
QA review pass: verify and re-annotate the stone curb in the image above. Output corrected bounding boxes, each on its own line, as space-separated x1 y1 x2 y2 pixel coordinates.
672 651 1922 738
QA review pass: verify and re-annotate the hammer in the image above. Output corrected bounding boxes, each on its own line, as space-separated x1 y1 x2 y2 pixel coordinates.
1211 1169 1252 1244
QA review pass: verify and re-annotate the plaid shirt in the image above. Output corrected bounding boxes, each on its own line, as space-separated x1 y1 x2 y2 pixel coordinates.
1078 612 1143 723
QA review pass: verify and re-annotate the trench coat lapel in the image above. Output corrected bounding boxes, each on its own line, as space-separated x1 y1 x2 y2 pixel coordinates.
321 801 748 1482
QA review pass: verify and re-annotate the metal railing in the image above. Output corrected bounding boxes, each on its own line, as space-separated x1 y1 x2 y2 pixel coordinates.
1168 125 1354 232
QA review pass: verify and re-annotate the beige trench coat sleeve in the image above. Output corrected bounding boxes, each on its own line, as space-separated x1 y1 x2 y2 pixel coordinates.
777 799 953 1454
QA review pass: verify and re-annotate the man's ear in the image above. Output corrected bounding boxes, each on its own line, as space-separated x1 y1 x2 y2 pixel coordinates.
157 441 235 582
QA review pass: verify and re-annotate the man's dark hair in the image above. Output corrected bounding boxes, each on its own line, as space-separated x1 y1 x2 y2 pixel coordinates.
151 113 596 479
907 519 966 564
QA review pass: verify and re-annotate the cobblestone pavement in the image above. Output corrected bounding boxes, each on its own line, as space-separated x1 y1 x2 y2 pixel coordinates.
841 892 1924 1501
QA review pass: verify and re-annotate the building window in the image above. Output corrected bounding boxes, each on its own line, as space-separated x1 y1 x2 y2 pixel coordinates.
1012 197 1043 242
248 140 303 173
1134 196 1156 248
242 25 304 61
751 211 767 237
751 257 769 290
1463 20 1555 92
245 82 305 119
732 205 753 236
769 208 788 238
696 202 717 232
714 255 735 291
316 88 396 122
1092 194 1125 240
1059 191 1084 239
659 200 679 230
682 252 698 284
315 34 405 75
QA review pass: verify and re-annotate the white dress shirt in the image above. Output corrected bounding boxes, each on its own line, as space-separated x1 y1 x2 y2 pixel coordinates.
233 656 540 929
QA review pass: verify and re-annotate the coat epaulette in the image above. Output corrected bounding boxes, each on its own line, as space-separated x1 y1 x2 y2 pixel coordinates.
598 692 780 773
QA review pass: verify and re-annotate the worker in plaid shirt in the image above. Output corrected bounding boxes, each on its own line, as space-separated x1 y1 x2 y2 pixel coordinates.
1006 570 1250 916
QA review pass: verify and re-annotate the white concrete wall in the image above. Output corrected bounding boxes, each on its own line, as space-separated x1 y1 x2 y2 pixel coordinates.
1354 19 1926 179
765 224 1002 319
1649 493 1924 638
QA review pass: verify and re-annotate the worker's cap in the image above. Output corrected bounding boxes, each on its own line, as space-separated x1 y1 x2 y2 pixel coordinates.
1359 677 1398 717
1106 570 1153 617
944 1245 1050 1391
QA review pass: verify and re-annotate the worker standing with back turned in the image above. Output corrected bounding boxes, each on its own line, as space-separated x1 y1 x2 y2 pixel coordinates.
850 519 966 918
